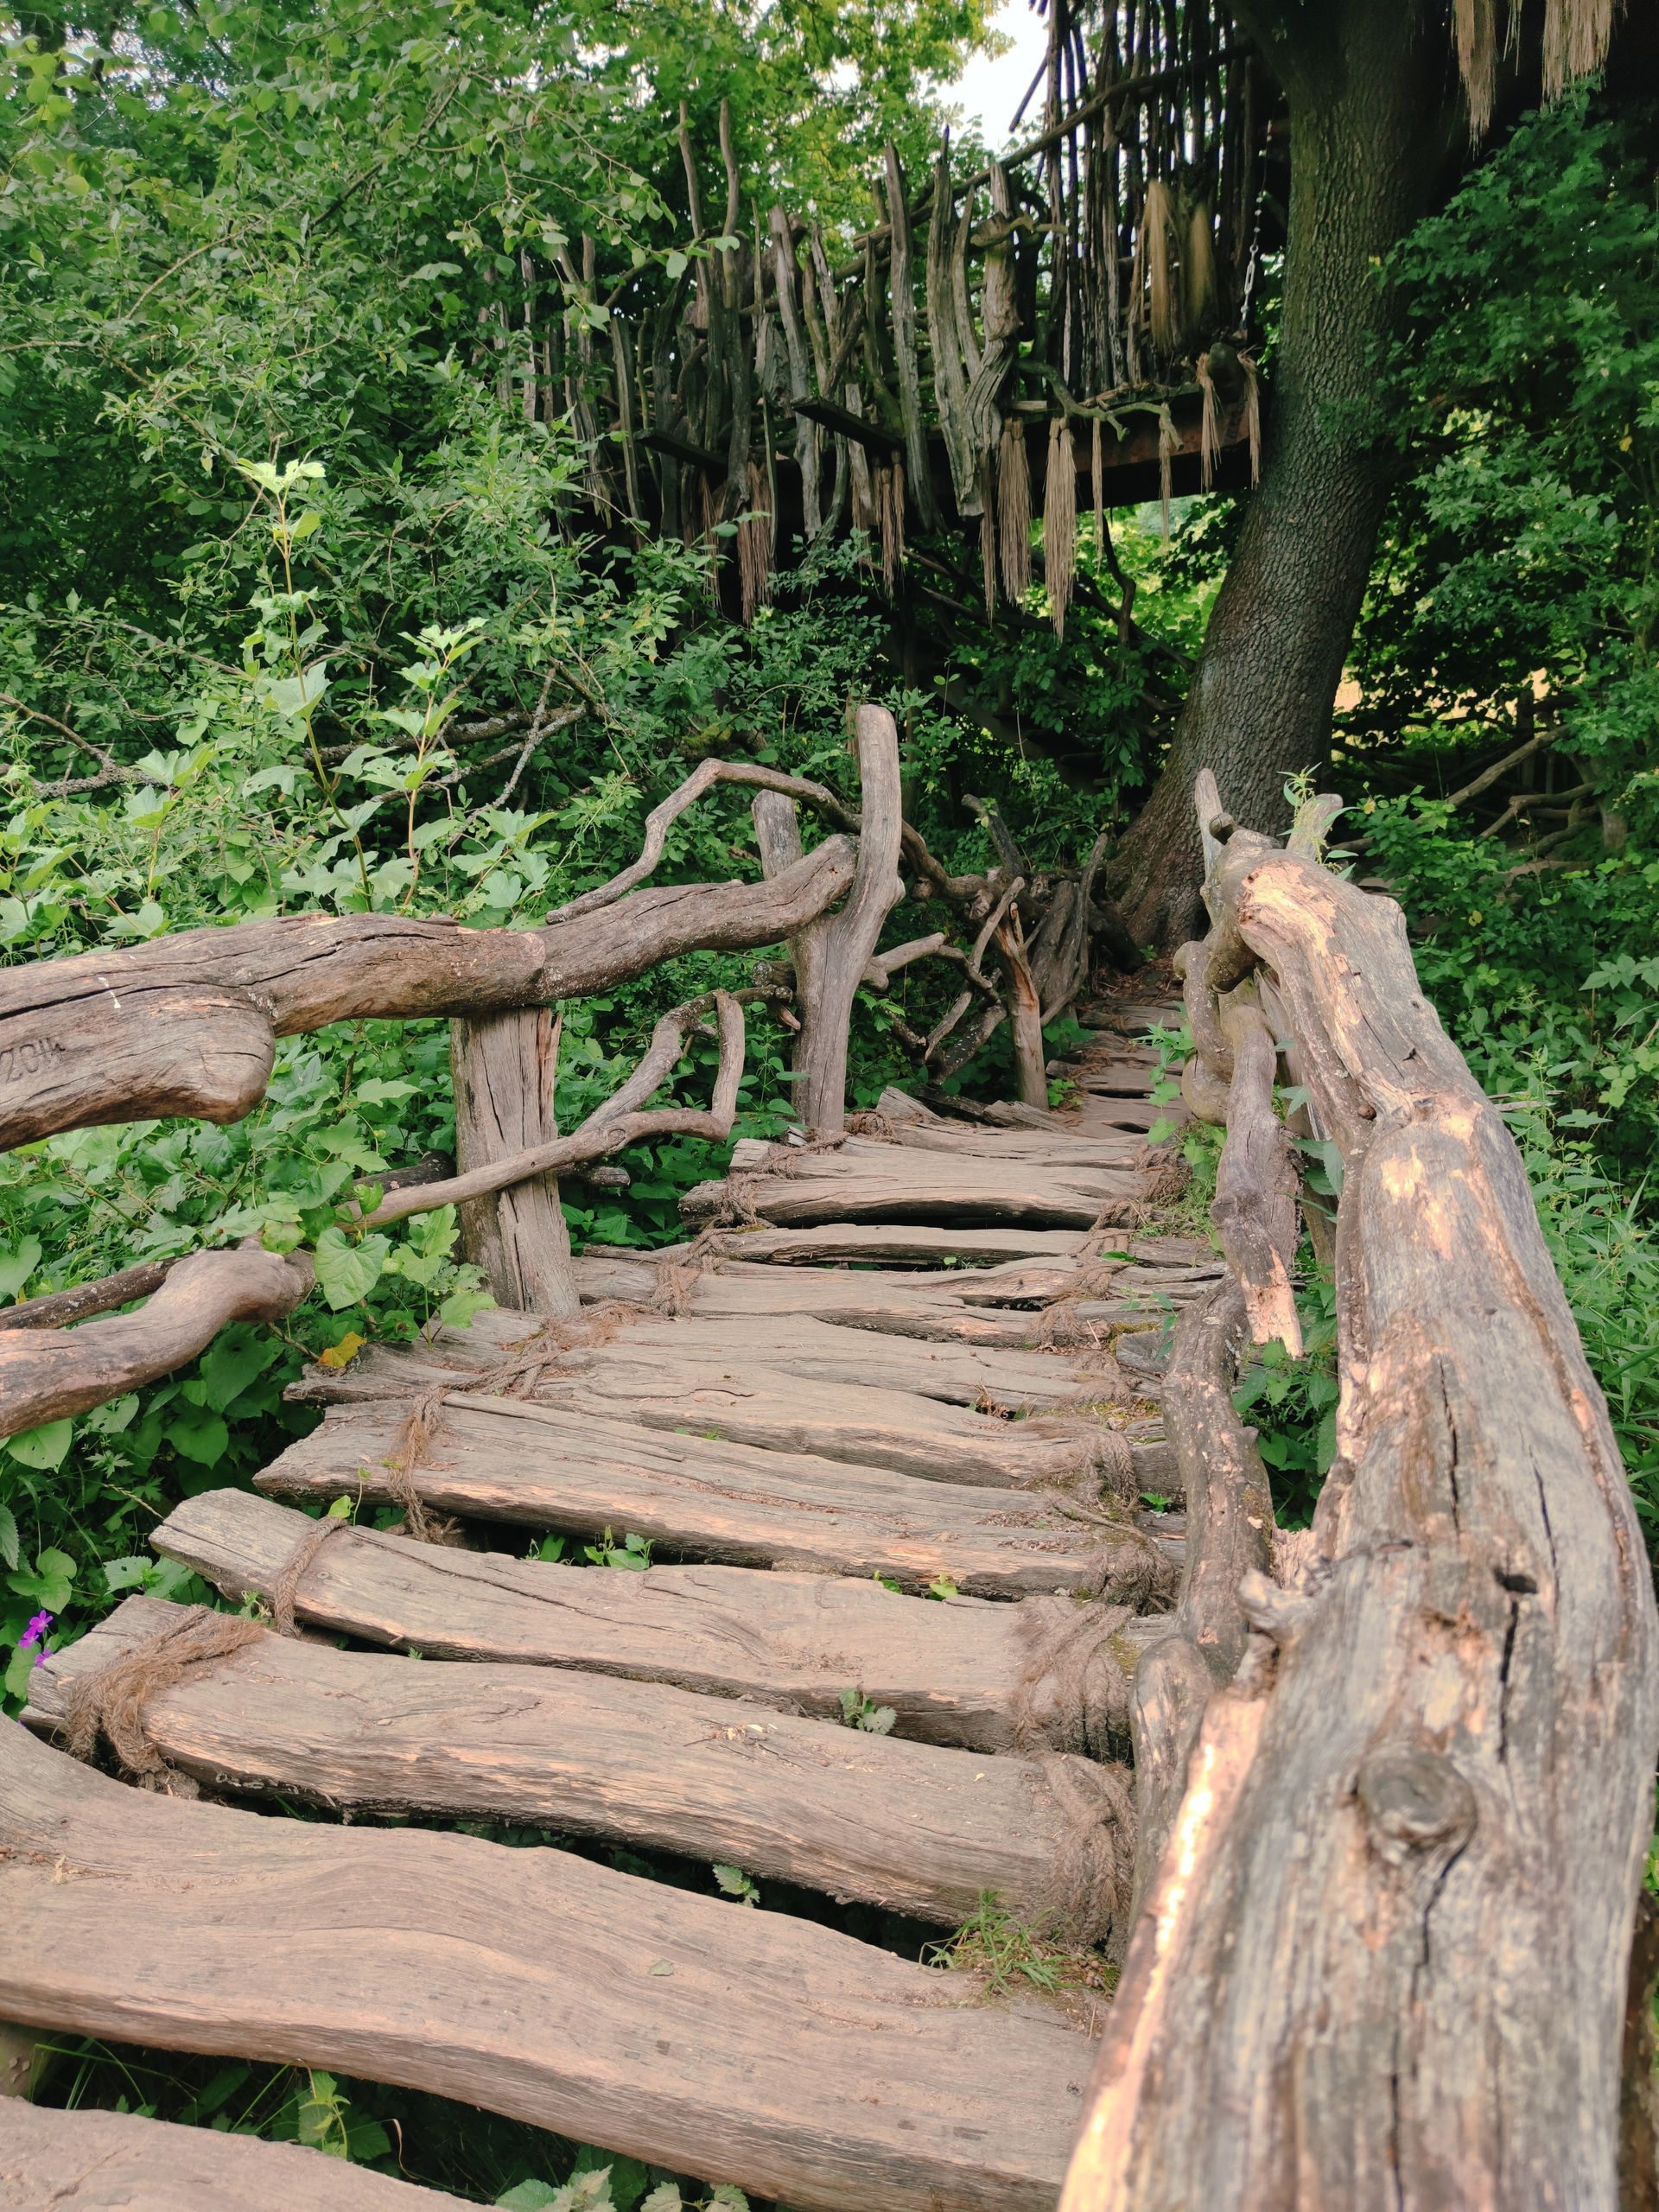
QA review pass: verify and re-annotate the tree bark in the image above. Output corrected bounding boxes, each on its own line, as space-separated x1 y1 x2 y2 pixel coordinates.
1109 0 1461 944
450 1007 579 1317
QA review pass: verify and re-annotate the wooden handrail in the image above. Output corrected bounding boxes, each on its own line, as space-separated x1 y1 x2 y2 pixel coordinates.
1062 776 1659 2209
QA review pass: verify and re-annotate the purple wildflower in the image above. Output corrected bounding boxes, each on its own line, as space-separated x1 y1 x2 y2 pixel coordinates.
16 1610 51 1668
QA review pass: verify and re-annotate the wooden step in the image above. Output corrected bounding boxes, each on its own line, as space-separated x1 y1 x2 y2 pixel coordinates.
681 1141 1137 1230
0 1726 1091 2212
30 1595 1135 1937
0 2103 470 2210
256 1396 1177 1600
878 1124 1143 1166
1053 1094 1172 1129
302 1305 1126 1418
154 1491 1166 1753
638 1222 1102 1267
295 1335 1139 1493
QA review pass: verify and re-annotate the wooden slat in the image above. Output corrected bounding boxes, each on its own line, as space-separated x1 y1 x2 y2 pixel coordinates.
153 1491 1167 1751
0 1727 1090 2212
30 1595 1134 1933
304 1306 1124 1417
294 1346 1132 1492
682 1141 1137 1230
255 1397 1176 1599
0 2103 470 2210
639 1223 1097 1266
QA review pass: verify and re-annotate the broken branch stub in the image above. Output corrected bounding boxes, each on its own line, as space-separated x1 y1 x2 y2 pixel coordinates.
1063 796 1659 2211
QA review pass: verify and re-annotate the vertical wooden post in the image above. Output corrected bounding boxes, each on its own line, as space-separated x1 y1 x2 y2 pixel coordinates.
752 704 903 1138
449 1005 580 1317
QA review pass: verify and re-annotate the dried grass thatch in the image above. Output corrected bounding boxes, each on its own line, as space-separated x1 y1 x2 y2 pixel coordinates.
1183 198 1218 345
1196 352 1220 492
1156 403 1179 537
1044 417 1077 641
998 417 1032 601
979 454 998 619
1242 353 1262 486
1542 0 1618 103
1142 180 1180 358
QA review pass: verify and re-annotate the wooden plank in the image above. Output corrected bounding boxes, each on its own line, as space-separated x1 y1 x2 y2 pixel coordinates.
682 1143 1137 1229
30 1595 1135 1935
623 1222 1096 1267
294 1319 1135 1491
255 1397 1177 1599
0 1727 1090 2212
380 1304 1125 1414
879 1125 1143 1167
153 1490 1168 1752
0 2103 470 2211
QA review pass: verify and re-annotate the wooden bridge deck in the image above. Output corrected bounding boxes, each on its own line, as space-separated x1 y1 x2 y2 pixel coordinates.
4 998 1192 2211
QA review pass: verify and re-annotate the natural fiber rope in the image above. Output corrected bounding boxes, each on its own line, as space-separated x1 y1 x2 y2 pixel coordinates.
382 1302 643 1538
652 1133 848 1315
1009 1596 1135 1760
266 1514 351 1637
60 1605 264 1796
1027 1752 1137 1950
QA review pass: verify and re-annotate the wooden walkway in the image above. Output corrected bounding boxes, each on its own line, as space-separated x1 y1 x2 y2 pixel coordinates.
5 996 1192 2212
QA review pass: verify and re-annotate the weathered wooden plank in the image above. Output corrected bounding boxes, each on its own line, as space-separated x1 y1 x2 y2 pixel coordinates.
256 1397 1176 1600
0 2103 470 2211
153 1490 1167 1752
624 1222 1096 1267
0 1727 1090 2212
880 1125 1143 1167
682 1142 1137 1229
374 1304 1126 1414
31 1595 1135 1936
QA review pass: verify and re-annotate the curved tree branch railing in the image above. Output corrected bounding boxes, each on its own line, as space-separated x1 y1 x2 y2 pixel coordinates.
1061 773 1659 2209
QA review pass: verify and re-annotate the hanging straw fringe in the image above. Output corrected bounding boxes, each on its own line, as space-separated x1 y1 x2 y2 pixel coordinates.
1183 197 1218 346
1242 352 1262 486
997 418 1031 601
1090 415 1104 562
1157 403 1179 537
1142 180 1179 359
1044 417 1077 641
1455 0 1500 137
1197 352 1220 492
1541 0 1614 107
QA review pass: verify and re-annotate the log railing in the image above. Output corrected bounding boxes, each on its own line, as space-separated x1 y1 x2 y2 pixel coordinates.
1062 772 1659 2208
0 702 1121 1439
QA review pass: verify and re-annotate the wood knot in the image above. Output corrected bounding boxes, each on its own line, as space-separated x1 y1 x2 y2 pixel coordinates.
1357 1745 1476 1864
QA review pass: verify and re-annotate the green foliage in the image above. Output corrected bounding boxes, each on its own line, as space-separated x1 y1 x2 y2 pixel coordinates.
837 1686 897 1733
1233 1274 1339 1532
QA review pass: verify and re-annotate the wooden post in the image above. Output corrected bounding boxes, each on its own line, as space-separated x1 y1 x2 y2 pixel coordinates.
449 1006 580 1318
752 704 903 1137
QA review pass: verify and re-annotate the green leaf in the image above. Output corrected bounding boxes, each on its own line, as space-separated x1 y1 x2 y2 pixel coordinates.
9 1547 76 1611
0 1503 16 1573
0 1237 41 1302
166 1408 229 1466
314 1226 391 1310
494 2185 563 2210
200 1331 280 1413
7 1418 72 1471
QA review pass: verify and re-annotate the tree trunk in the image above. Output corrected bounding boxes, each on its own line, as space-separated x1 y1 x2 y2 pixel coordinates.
1110 0 1460 944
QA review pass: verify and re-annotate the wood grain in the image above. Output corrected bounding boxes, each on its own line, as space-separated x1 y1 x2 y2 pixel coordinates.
31 1594 1134 1935
255 1395 1176 1600
0 842 851 1151
683 1137 1137 1229
1065 830 1659 2210
152 1489 1167 1751
0 2103 470 2210
0 1726 1090 2212
0 1248 313 1440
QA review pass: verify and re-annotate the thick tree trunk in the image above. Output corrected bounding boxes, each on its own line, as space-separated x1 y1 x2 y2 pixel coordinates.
1110 0 1459 944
